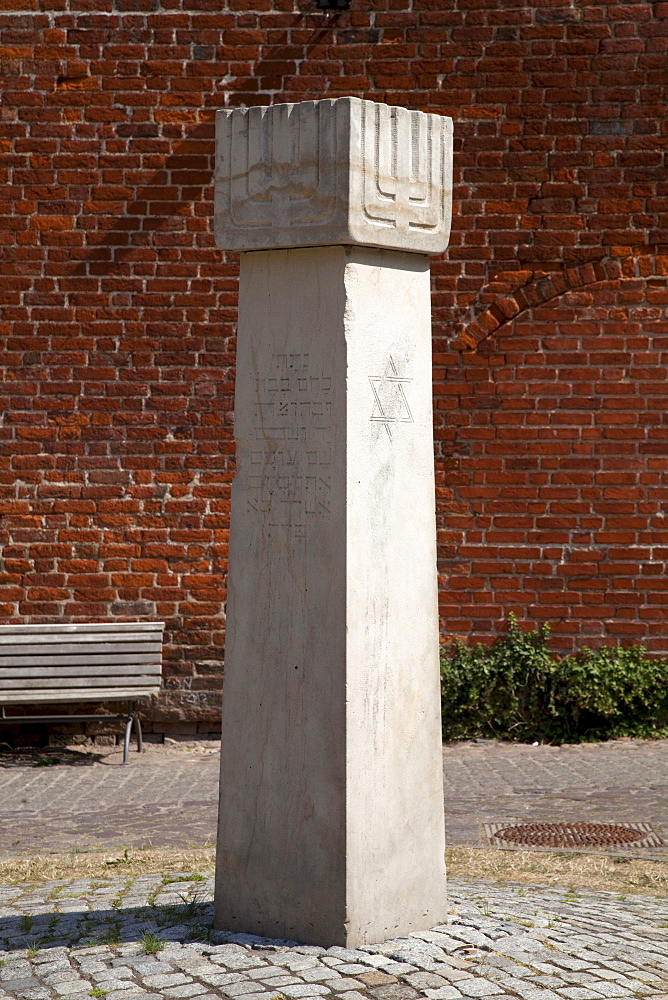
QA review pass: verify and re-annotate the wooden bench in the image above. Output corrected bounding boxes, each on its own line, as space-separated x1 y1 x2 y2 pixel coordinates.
0 622 164 764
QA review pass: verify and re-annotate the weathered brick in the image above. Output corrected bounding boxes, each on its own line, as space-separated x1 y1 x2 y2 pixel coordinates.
1 1 667 727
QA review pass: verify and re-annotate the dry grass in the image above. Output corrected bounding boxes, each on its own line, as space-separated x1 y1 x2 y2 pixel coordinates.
0 848 218 885
0 846 666 899
447 846 668 898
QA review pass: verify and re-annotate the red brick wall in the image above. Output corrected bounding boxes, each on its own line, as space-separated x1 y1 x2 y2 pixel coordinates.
435 255 668 652
1 0 667 722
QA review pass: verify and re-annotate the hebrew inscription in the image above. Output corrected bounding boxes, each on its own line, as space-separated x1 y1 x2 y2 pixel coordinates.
247 352 332 532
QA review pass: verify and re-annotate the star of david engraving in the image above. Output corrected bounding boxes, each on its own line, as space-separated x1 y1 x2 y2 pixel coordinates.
369 355 413 441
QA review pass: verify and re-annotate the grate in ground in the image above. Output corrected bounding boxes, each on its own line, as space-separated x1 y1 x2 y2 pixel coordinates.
484 821 663 850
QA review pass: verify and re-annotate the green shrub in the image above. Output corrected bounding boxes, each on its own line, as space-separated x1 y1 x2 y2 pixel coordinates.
440 614 668 743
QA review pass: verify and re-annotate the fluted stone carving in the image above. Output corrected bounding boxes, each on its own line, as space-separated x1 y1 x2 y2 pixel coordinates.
215 97 453 254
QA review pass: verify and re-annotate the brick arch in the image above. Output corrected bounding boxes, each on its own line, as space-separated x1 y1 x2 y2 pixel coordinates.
452 250 668 352
434 274 668 653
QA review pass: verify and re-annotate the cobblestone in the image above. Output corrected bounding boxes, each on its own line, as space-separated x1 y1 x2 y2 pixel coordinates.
0 878 665 1000
0 741 666 858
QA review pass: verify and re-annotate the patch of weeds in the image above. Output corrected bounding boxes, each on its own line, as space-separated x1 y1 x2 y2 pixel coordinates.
161 873 205 885
613 856 632 865
90 988 109 997
31 757 61 768
153 909 171 927
177 894 198 919
503 914 533 927
19 915 34 934
102 924 121 947
140 931 164 956
106 849 131 867
187 921 212 942
176 887 211 919
27 940 41 959
633 873 656 886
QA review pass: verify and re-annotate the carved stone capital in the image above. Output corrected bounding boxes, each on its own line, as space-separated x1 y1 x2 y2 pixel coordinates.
214 98 453 256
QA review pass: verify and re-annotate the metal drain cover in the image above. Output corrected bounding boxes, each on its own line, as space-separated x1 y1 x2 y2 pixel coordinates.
486 821 663 849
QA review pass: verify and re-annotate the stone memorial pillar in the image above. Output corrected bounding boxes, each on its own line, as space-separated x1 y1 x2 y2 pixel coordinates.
213 98 453 948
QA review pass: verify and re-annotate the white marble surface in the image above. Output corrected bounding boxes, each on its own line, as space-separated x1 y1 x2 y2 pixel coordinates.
215 246 446 947
214 98 452 255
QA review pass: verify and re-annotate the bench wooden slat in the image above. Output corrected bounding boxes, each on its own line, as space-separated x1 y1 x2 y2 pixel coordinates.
0 653 162 669
0 643 161 660
0 621 163 725
0 623 163 634
0 632 162 647
0 664 161 679
1 687 159 704
1 675 161 690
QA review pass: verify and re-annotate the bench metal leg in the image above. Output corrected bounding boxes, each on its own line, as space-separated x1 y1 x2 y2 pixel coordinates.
122 712 143 764
123 715 133 765
133 712 143 753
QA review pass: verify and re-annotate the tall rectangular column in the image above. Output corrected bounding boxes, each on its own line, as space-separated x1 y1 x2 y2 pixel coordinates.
214 98 453 947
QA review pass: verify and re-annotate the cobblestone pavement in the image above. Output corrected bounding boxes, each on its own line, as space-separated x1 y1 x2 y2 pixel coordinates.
442 740 668 859
0 746 219 855
0 740 666 859
0 875 667 1000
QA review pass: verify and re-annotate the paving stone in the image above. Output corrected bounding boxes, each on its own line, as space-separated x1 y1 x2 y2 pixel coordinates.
94 969 137 981
162 987 209 998
280 953 322 972
140 976 191 989
557 990 604 1000
455 982 505 997
326 953 369 965
279 987 332 998
0 871 665 1000
300 970 342 984
104 990 148 1000
422 988 463 1000
254 977 303 988
221 985 273 998
199 974 246 987
322 981 364 993
377 967 417 978
369 986 420 1000
588 986 633 997
404 974 451 989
